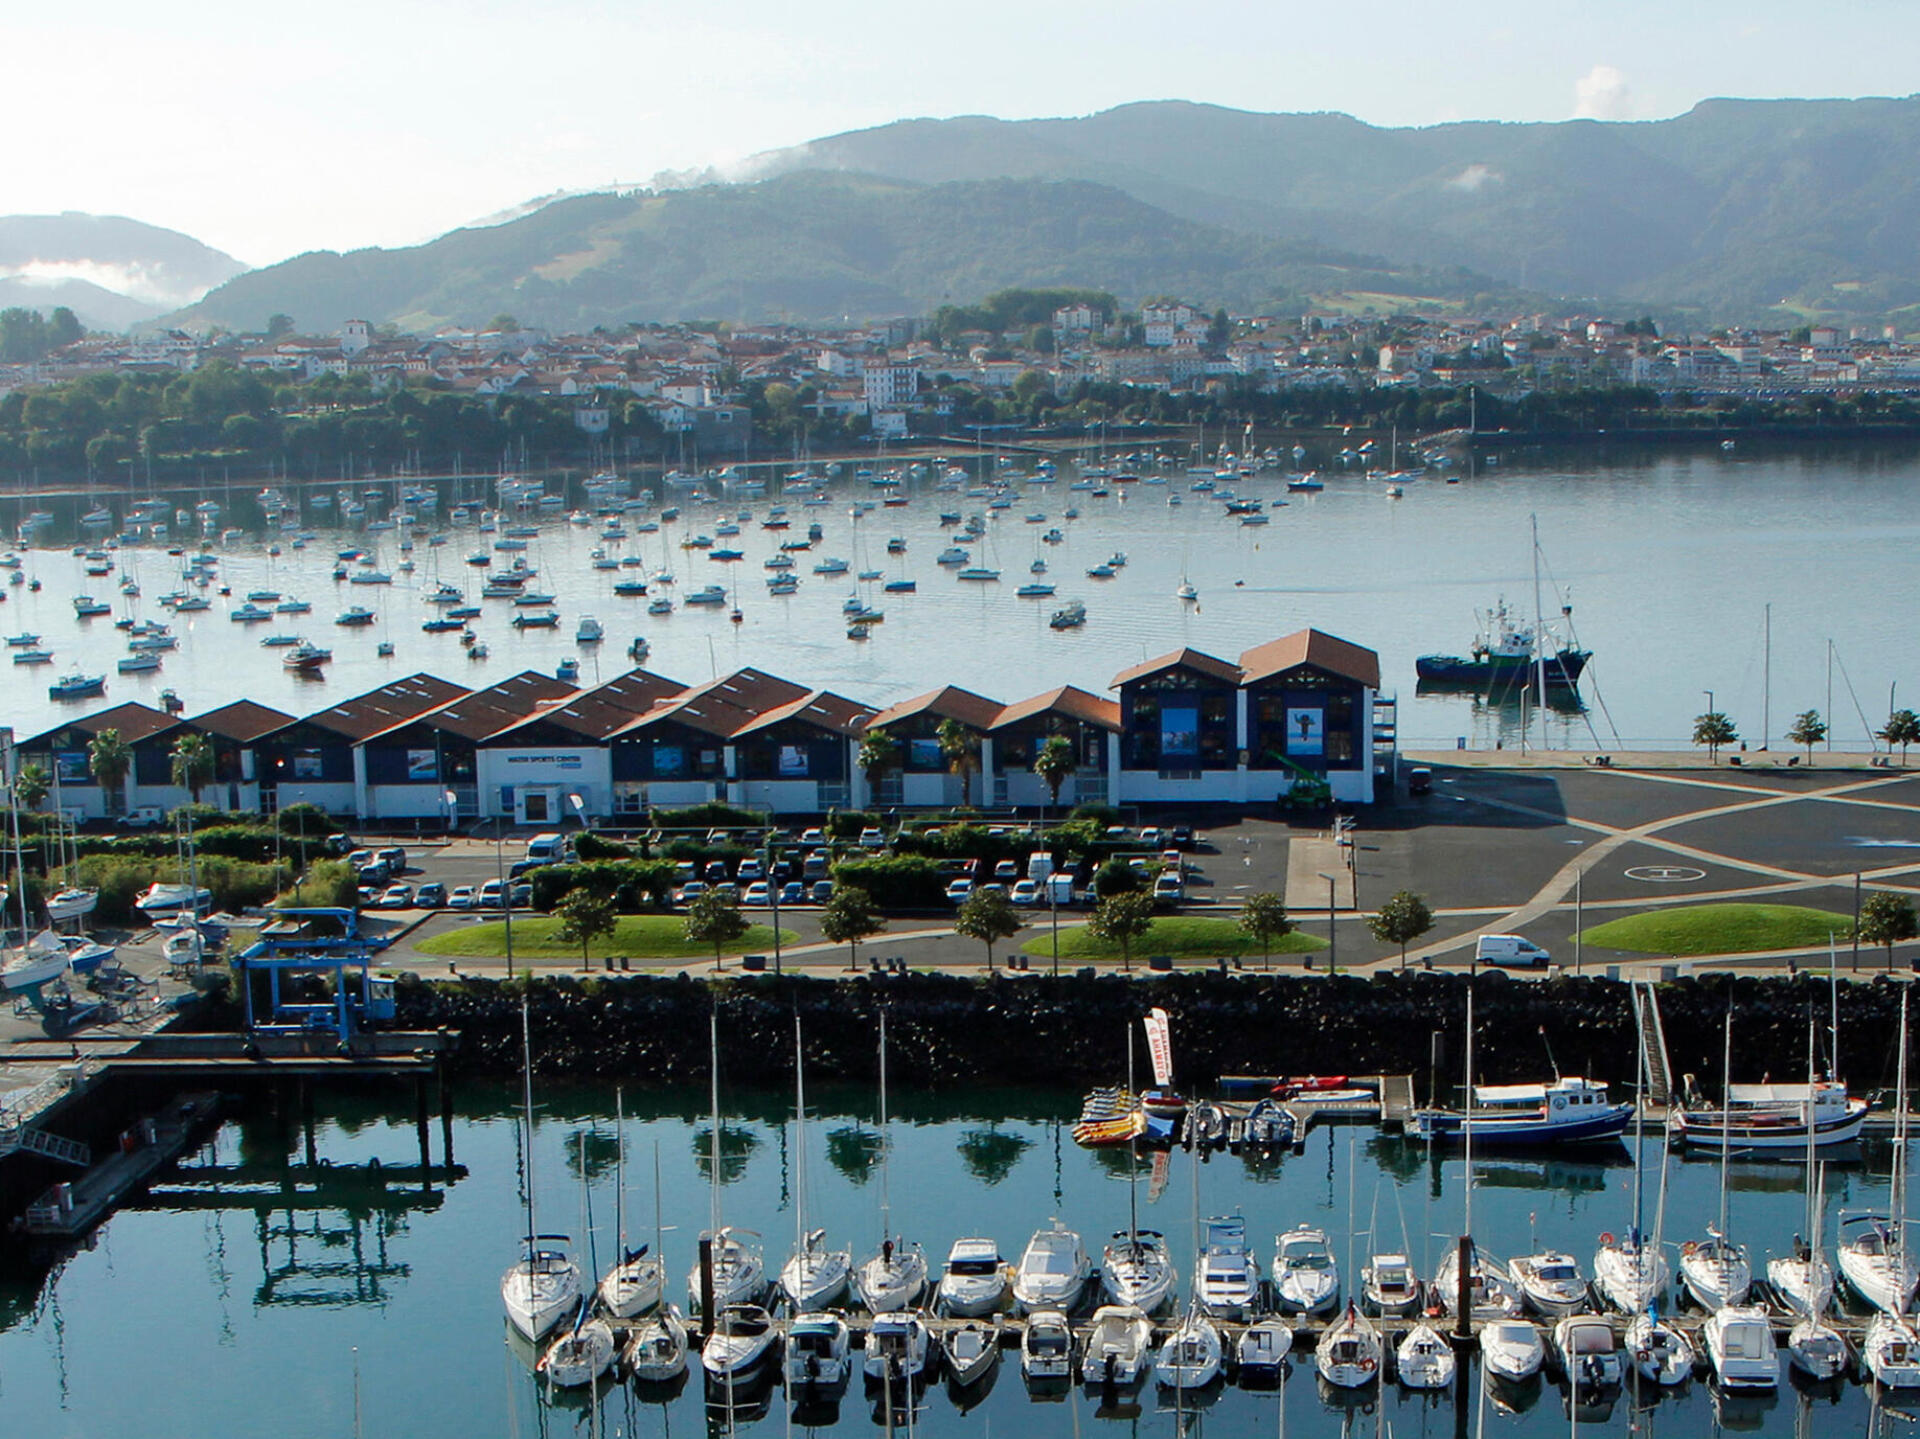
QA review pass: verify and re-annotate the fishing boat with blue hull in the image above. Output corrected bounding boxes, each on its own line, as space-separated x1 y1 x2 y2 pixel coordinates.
1416 597 1590 689
1412 1076 1633 1146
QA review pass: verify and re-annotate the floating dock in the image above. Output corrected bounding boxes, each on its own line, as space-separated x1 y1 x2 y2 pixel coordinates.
16 1090 220 1237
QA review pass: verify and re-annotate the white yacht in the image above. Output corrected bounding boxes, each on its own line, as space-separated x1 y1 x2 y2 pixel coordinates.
1100 1229 1175 1314
935 1237 1008 1316
1508 1249 1588 1317
1625 1310 1694 1386
1235 1317 1293 1384
1195 1213 1261 1319
1550 1314 1623 1393
1360 1252 1422 1316
1593 1227 1667 1312
622 1304 689 1384
1314 1303 1382 1388
784 1312 852 1392
701 1303 778 1381
538 1314 615 1388
1395 1321 1456 1389
941 1318 999 1389
1021 1309 1074 1382
686 1226 765 1313
1478 1318 1545 1383
1702 1304 1779 1389
862 1309 932 1384
1679 1229 1751 1310
1080 1304 1152 1386
1011 1219 1091 1315
1273 1224 1340 1315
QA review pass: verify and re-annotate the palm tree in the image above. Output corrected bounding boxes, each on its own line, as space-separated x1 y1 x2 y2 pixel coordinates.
87 728 131 817
12 761 50 813
937 718 979 810
170 732 215 807
1032 734 1076 819
857 726 899 808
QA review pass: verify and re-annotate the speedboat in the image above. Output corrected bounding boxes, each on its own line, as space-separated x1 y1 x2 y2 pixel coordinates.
1021 1308 1074 1383
1361 1252 1422 1316
1236 1316 1293 1385
1272 1224 1340 1315
1625 1309 1694 1386
623 1304 690 1383
1863 1312 1920 1387
1478 1318 1545 1382
779 1227 851 1313
862 1309 931 1384
1011 1219 1090 1314
701 1303 778 1381
1314 1303 1382 1388
1509 1249 1588 1317
538 1309 615 1388
1156 1304 1223 1389
1702 1304 1779 1389
1396 1320 1455 1389
785 1311 851 1392
501 1235 583 1342
686 1227 764 1312
1550 1314 1623 1393
936 1237 1008 1316
1100 1229 1175 1314
1593 1227 1668 1313
1679 1229 1751 1310
1195 1214 1261 1319
941 1318 1000 1389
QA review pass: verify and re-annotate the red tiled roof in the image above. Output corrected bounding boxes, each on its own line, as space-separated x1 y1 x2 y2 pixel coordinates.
189 699 296 743
1109 647 1242 688
364 671 576 744
1237 629 1380 689
487 669 687 743
24 701 180 748
304 674 472 741
989 685 1122 733
866 684 1003 732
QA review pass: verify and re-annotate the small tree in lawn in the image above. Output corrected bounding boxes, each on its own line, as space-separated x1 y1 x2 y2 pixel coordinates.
1238 892 1293 970
1858 891 1919 970
684 887 748 971
955 887 1021 972
1089 890 1155 972
820 885 885 971
553 886 617 969
1693 711 1738 764
1787 709 1827 764
1368 889 1435 968
1881 709 1920 766
1033 735 1077 820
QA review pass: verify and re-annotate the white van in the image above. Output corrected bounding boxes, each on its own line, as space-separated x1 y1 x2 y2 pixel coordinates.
1026 851 1054 882
524 832 571 864
1475 934 1550 967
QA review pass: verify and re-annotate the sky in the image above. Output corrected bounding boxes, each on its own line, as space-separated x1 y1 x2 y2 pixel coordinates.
11 0 1920 268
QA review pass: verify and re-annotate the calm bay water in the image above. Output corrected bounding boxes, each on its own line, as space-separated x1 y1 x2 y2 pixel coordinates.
8 440 1920 749
0 1081 1905 1437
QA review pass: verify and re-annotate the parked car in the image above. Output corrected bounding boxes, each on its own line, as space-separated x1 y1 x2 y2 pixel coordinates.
347 849 377 871
477 879 505 908
858 827 885 850
704 860 729 883
802 850 829 880
736 858 764 882
354 860 390 887
376 883 414 909
780 881 805 905
323 832 356 855
356 886 381 907
742 881 771 906
1009 879 1039 905
447 885 477 910
1138 827 1162 848
713 882 739 901
1153 873 1184 902
510 882 531 908
675 880 709 906
810 880 834 903
799 827 826 846
375 846 407 874
1408 767 1433 796
508 859 545 879
1169 825 1195 848
993 859 1019 880
415 882 447 908
946 877 975 903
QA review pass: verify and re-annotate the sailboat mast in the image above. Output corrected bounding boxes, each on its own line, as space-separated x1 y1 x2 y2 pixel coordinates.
1463 985 1475 1236
1897 988 1910 1270
1530 514 1548 749
521 997 538 1242
1718 1001 1734 1241
709 1009 721 1236
878 1009 891 1246
1630 988 1646 1239
794 1015 808 1253
615 1087 627 1255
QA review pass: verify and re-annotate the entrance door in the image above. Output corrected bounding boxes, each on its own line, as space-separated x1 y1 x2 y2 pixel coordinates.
523 790 549 823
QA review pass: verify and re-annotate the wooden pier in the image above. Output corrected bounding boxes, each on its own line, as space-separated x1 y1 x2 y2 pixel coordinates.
16 1091 221 1237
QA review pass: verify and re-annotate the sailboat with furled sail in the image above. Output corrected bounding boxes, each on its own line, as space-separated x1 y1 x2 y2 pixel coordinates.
500 998 582 1341
596 1088 664 1319
855 1011 927 1311
1100 1008 1176 1315
780 1016 852 1311
687 1010 765 1314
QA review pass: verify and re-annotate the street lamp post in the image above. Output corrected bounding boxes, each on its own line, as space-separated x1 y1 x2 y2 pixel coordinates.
493 811 514 979
1318 872 1338 974
765 832 782 975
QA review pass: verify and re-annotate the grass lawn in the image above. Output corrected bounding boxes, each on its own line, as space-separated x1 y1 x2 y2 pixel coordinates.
1576 903 1852 957
417 916 796 961
1021 916 1327 962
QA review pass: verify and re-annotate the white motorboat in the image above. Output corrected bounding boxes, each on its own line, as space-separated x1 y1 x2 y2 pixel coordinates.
1509 1250 1588 1317
622 1304 689 1383
0 930 69 992
1100 1229 1175 1314
44 886 99 921
1012 1218 1091 1315
1785 1314 1849 1382
1395 1320 1456 1389
936 1237 1008 1316
784 1311 851 1392
538 1310 615 1388
1624 1309 1694 1386
1155 1304 1223 1389
1678 1228 1749 1313
1360 1252 1422 1316
1079 1305 1153 1387
1314 1303 1382 1388
1550 1314 1623 1393
500 1002 582 1341
941 1318 1000 1389
1235 1316 1293 1384
1478 1319 1545 1383
1702 1304 1779 1389
1272 1224 1340 1315
1674 1079 1868 1150
862 1309 931 1384
1196 1214 1262 1319
701 1303 778 1381
162 927 206 967
686 1226 765 1313
133 882 212 918
1021 1308 1074 1382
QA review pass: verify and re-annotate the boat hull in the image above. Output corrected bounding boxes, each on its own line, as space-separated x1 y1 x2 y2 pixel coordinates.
1412 1102 1634 1146
1416 649 1589 687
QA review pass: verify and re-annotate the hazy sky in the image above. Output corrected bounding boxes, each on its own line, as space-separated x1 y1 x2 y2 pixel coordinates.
15 0 1919 266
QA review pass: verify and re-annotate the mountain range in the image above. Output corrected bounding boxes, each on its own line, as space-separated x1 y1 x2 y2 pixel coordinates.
0 214 245 328
18 96 1920 335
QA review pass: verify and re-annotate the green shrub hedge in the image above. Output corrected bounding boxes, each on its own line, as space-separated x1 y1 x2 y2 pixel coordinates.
830 855 945 909
527 859 679 913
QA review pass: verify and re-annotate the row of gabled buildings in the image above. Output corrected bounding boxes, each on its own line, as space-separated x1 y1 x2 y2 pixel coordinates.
17 629 1390 826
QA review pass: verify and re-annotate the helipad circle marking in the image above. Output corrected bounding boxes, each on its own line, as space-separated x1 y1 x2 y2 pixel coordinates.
1623 865 1707 884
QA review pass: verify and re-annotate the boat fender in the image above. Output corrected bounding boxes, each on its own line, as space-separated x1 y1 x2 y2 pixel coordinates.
1682 1240 1697 1256
1600 1232 1614 1247
1359 1356 1376 1372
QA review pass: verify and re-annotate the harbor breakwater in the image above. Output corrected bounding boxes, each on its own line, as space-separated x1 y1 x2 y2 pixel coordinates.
348 970 1909 1095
